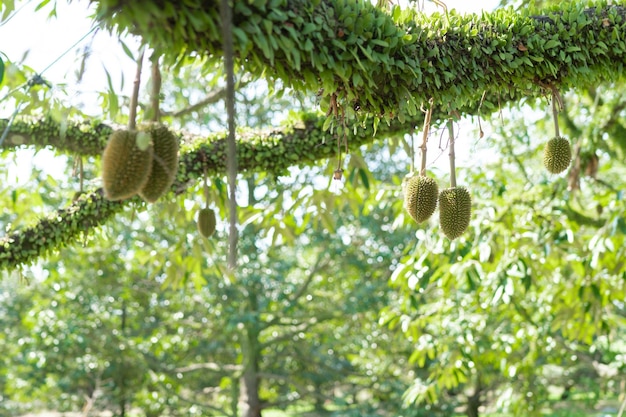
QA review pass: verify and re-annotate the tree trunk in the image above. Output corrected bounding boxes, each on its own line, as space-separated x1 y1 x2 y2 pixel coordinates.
466 376 482 417
240 364 262 417
239 291 262 417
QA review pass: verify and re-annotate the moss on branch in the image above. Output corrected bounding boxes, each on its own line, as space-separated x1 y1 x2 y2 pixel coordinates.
94 0 626 121
0 190 125 271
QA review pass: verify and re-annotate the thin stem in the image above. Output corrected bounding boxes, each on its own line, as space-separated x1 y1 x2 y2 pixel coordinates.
220 0 238 272
128 47 145 130
447 118 457 188
552 91 560 138
419 98 434 176
409 127 415 174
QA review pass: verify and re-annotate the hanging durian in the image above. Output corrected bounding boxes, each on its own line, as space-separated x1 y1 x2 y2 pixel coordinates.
439 186 472 240
197 208 216 238
102 130 153 200
139 124 179 203
543 90 571 174
404 174 438 223
543 136 571 174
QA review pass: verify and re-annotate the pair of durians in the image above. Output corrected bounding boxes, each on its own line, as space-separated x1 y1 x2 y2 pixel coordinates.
404 175 471 240
102 124 179 202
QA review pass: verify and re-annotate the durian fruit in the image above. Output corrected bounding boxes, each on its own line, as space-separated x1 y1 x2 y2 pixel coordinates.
197 208 216 238
543 136 571 174
139 124 179 203
403 175 439 223
438 187 472 240
102 130 153 200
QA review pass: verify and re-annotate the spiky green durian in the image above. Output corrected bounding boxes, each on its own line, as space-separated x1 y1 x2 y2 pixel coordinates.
197 208 216 238
438 187 471 240
102 130 153 200
403 175 439 223
139 124 179 203
543 136 571 174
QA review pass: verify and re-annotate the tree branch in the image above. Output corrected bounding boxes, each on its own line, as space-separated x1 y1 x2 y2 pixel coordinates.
93 1 626 118
174 362 243 374
161 80 251 118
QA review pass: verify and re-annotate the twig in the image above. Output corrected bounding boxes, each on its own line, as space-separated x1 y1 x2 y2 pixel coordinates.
477 90 486 139
161 82 250 117
128 47 145 130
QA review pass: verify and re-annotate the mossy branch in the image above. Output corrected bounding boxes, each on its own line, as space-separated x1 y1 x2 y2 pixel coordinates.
0 112 410 271
93 0 626 119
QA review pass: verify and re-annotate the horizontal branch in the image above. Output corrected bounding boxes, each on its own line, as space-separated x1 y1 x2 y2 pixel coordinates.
174 362 242 374
94 0 626 119
0 112 407 271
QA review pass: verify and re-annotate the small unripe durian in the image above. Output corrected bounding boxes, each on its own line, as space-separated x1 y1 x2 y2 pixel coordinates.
543 136 571 174
197 208 216 238
403 175 438 223
438 187 471 240
139 124 179 203
102 130 153 200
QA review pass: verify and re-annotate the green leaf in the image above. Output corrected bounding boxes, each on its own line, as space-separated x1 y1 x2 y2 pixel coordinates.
118 40 136 61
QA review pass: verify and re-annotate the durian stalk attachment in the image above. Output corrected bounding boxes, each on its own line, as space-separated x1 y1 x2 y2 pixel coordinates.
543 89 571 174
404 98 438 223
439 118 471 239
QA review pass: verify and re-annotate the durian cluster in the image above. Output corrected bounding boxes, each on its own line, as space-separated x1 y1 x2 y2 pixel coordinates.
102 124 179 202
403 174 472 240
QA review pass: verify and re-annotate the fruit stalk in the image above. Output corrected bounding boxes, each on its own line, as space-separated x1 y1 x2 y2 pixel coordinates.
552 92 560 138
419 98 434 176
128 47 145 130
447 118 456 188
